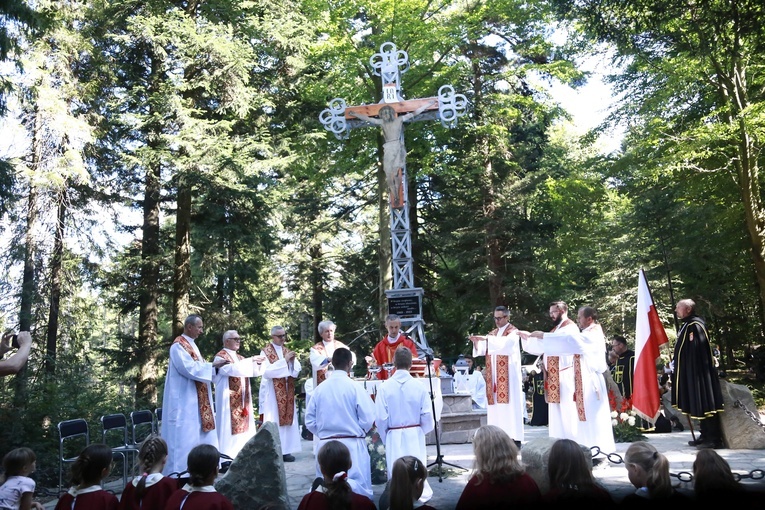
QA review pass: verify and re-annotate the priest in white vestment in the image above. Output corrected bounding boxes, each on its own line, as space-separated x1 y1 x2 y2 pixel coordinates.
309 320 356 396
213 330 265 460
305 347 376 500
375 346 435 504
259 325 302 462
161 314 229 476
469 305 524 443
520 303 616 453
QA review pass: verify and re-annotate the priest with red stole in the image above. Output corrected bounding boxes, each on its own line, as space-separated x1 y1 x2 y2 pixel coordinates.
521 303 615 453
469 305 524 444
161 314 229 475
366 314 418 380
213 330 264 460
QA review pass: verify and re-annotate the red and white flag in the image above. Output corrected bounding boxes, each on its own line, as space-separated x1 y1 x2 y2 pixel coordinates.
632 269 669 423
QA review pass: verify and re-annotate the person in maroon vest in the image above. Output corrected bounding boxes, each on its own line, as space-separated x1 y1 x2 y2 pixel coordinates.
54 444 119 510
118 435 177 510
455 425 541 510
164 444 233 510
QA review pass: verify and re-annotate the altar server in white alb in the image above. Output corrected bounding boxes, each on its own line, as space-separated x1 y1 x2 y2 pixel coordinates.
375 346 435 504
520 303 615 453
463 355 487 409
469 305 524 444
259 325 302 462
161 314 229 475
213 329 265 460
305 347 376 500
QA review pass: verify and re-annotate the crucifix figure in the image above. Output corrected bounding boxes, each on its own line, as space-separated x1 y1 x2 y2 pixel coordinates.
319 41 466 208
348 101 436 208
319 40 466 342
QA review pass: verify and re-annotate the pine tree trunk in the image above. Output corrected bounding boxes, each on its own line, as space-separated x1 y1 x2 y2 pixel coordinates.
173 182 192 338
310 243 323 343
13 104 40 411
136 54 164 406
45 187 67 375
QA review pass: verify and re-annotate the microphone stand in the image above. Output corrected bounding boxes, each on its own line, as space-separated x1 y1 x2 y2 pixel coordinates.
423 350 466 482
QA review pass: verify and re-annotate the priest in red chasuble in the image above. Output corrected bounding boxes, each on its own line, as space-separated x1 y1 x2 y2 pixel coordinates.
366 314 418 380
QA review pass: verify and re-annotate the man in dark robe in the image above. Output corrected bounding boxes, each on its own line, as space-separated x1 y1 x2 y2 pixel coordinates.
670 299 724 448
611 335 635 398
528 368 548 426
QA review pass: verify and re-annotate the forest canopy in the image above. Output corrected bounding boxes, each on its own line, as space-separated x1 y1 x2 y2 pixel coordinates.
1 0 764 488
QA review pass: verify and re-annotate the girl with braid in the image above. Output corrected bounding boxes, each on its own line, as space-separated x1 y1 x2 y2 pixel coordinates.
117 435 176 510
53 443 118 510
164 444 232 510
297 440 376 510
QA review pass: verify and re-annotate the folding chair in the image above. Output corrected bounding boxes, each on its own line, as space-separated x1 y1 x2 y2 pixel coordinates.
101 413 139 488
154 407 162 435
130 410 155 447
58 418 89 494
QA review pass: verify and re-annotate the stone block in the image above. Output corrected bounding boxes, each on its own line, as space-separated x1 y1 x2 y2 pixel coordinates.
215 421 291 509
720 381 765 449
426 411 486 445
441 395 473 414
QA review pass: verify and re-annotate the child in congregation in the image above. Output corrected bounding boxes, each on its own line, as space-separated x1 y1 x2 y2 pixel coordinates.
385 455 435 510
297 440 376 510
164 444 233 510
0 447 44 510
620 440 690 507
53 443 119 510
541 438 615 507
117 434 177 510
455 424 541 510
691 448 758 503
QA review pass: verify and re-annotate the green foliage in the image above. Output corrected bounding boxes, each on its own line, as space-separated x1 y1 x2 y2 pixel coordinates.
7 1 765 493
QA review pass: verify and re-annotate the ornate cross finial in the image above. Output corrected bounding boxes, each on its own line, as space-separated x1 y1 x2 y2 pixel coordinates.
370 42 409 103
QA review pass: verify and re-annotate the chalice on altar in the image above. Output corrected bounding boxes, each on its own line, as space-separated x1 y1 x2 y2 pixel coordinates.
382 362 394 378
368 365 382 380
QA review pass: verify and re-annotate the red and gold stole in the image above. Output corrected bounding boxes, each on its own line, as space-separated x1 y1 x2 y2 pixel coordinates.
484 326 515 405
543 319 586 420
215 349 251 435
573 354 586 421
544 319 573 404
263 343 296 426
173 336 215 432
